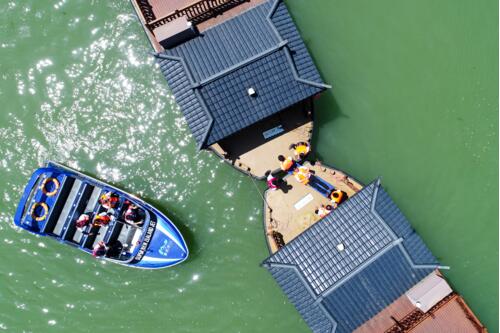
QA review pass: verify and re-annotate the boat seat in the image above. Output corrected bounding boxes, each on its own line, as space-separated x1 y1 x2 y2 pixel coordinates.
60 183 95 241
117 224 141 249
72 187 104 243
104 220 125 245
82 225 102 249
50 179 83 236
82 196 127 249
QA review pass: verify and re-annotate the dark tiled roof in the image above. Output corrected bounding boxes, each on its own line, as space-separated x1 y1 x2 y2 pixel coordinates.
262 180 440 333
156 0 328 149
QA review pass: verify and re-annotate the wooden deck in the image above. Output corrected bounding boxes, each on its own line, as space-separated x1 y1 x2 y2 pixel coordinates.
409 294 487 333
354 293 417 333
148 0 192 19
380 293 488 333
263 162 363 254
355 272 487 333
211 102 313 179
197 0 267 31
131 0 266 53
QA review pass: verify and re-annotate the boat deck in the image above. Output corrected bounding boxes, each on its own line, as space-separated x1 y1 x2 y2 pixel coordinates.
131 0 267 53
264 162 363 254
211 102 313 179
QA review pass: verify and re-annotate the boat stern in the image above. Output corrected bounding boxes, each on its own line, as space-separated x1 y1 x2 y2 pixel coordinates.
14 167 66 233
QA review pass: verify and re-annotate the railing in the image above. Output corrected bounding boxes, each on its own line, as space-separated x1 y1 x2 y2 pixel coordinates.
146 0 249 30
385 293 487 333
136 0 156 23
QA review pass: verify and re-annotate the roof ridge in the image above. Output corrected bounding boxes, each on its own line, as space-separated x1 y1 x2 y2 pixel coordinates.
283 47 332 89
369 178 399 240
267 0 331 89
369 180 447 269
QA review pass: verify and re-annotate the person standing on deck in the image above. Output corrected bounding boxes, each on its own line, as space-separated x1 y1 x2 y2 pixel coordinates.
265 170 278 190
278 155 296 172
290 142 311 163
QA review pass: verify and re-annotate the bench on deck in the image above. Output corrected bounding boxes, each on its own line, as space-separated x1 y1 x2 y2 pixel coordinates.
59 183 95 241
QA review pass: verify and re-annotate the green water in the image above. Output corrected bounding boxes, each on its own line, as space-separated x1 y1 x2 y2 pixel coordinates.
0 0 497 332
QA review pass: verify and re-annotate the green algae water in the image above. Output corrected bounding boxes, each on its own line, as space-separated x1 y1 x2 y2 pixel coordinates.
0 0 497 332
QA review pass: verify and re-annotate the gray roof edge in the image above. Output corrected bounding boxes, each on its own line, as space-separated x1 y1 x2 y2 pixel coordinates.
261 261 295 269
154 52 214 150
266 0 284 39
369 178 399 240
283 47 331 90
263 260 339 333
370 179 447 268
267 0 331 89
396 242 447 270
194 89 215 150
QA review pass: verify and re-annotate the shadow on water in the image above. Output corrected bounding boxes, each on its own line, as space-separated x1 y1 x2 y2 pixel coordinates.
310 91 348 161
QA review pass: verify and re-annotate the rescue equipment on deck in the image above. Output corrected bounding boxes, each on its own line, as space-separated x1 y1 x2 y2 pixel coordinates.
281 157 295 171
330 189 347 204
31 202 49 221
41 177 60 197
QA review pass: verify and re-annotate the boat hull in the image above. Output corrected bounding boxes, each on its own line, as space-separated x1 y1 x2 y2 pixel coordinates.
13 161 188 269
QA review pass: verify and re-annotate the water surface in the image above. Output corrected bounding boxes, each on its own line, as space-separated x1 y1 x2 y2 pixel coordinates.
0 0 497 332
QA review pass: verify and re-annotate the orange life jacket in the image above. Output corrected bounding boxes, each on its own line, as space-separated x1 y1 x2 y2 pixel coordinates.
93 214 110 226
330 190 347 204
281 157 295 171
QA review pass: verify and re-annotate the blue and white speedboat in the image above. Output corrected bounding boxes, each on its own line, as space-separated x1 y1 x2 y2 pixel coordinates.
13 161 188 269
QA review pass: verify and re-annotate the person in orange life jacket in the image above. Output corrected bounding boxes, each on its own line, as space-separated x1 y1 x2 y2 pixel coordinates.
99 191 119 209
278 155 296 172
93 211 113 227
330 189 348 208
293 166 311 185
124 203 143 226
265 170 278 191
92 240 108 257
289 142 310 162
